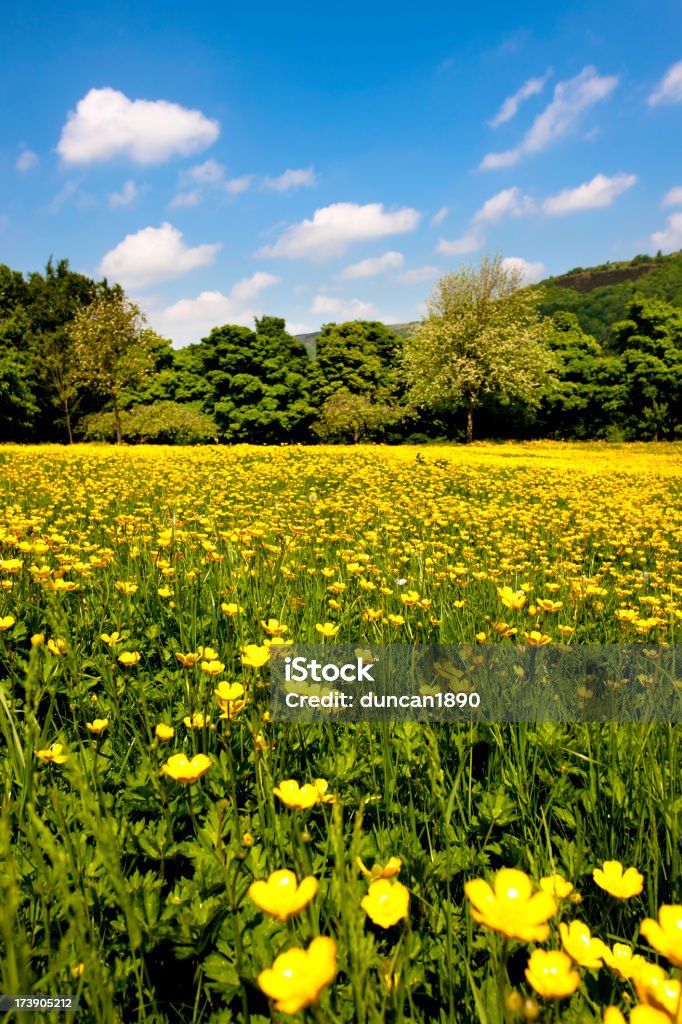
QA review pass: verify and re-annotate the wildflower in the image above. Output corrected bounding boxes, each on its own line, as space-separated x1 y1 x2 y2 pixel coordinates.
315 622 340 638
633 962 682 1021
593 860 644 899
465 868 557 942
183 712 211 729
525 950 580 1000
387 614 405 627
537 599 563 612
70 963 85 979
260 618 288 636
560 920 608 968
115 581 138 595
35 743 68 764
475 632 487 642
100 631 122 645
197 646 220 661
0 615 15 630
221 602 243 616
200 659 225 676
155 723 174 741
241 643 271 668
539 874 574 900
273 779 321 809
31 632 45 646
86 718 109 735
524 631 552 646
314 778 335 803
118 651 141 667
498 586 527 610
157 585 173 598
602 1009 626 1024
357 856 402 879
640 905 682 967
161 753 212 783
215 681 245 710
603 942 647 980
361 879 410 928
248 870 318 921
47 638 67 656
400 590 420 606
242 832 255 848
175 651 200 667
258 936 336 1014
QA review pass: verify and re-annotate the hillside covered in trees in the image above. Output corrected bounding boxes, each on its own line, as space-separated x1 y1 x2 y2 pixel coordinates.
1 251 681 444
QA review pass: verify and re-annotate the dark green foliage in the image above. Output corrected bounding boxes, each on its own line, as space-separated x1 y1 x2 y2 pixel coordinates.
80 401 219 444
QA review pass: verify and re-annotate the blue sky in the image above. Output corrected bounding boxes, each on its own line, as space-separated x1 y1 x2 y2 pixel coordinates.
2 0 682 345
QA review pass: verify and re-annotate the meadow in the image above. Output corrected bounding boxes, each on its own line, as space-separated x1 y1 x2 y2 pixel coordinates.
0 441 681 1024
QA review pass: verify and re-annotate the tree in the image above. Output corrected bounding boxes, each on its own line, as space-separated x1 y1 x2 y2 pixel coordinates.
80 401 218 444
68 294 157 443
312 388 408 443
403 255 558 442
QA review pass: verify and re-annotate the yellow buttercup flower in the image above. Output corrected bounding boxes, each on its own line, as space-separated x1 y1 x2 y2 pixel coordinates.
525 950 580 1000
465 868 557 942
640 905 682 967
175 651 200 667
200 659 225 676
47 638 67 656
183 712 211 729
155 723 174 741
524 630 552 646
85 718 109 735
115 581 138 595
248 870 318 921
593 860 644 899
603 942 647 980
273 779 321 809
161 753 212 783
361 879 410 928
357 856 402 879
602 1007 626 1024
258 936 336 1014
35 743 68 764
100 631 122 645
559 920 608 968
31 632 45 646
241 643 270 668
260 618 288 636
221 602 243 616
315 622 340 638
214 681 245 709
118 651 141 667
539 874 574 900
633 962 682 1022
0 614 16 630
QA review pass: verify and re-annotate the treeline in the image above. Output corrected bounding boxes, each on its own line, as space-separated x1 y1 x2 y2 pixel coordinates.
1 257 681 444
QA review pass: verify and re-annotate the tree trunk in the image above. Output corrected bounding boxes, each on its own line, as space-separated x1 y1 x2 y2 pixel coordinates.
64 399 74 445
466 400 474 444
113 395 122 445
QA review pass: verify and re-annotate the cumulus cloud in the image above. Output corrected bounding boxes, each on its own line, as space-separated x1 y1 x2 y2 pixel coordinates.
263 167 316 191
436 230 484 256
171 163 252 206
480 66 618 169
170 189 202 208
230 271 281 302
501 256 546 282
662 186 682 208
431 206 449 227
257 202 421 260
473 186 536 223
651 212 682 251
225 174 252 194
488 69 552 127
184 158 224 184
542 173 637 215
649 61 682 106
99 222 221 289
16 149 38 171
396 265 440 285
338 251 404 279
311 294 378 320
109 180 138 207
150 272 281 345
57 88 219 165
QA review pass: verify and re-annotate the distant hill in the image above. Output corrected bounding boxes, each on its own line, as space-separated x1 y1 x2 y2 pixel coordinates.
294 249 682 352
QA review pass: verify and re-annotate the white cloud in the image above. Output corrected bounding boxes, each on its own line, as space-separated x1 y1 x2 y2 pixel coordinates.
150 272 280 345
16 149 38 171
263 167 316 191
47 178 84 214
430 206 449 227
99 222 221 289
649 61 682 106
488 69 552 127
225 174 252 194
473 186 536 223
230 271 281 302
542 172 637 215
311 294 377 320
662 186 682 208
338 251 404 279
396 265 440 285
480 67 618 169
257 202 421 260
651 212 682 251
170 189 202 207
109 180 138 207
57 87 219 165
184 158 224 184
436 229 484 256
501 256 546 282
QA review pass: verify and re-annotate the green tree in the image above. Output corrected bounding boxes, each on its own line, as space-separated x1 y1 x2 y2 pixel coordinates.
80 401 218 444
312 388 408 443
68 294 157 444
403 255 558 442
312 320 404 401
0 350 38 440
